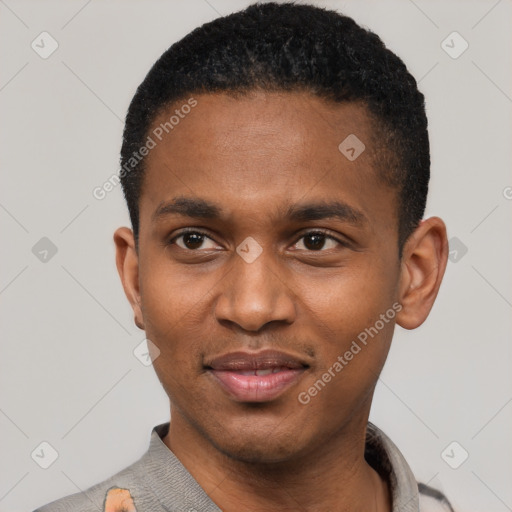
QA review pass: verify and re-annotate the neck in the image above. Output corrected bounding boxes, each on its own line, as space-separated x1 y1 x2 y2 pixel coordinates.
163 410 391 512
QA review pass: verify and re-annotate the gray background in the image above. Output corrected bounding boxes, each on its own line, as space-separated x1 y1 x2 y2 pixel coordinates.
1 0 511 511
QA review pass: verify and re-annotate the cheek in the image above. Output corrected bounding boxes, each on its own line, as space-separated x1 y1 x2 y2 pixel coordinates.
139 245 219 328
138 264 211 373
296 256 398 403
303 257 398 337
296 316 395 425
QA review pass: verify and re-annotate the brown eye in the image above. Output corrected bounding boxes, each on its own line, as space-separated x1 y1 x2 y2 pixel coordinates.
294 231 341 251
170 230 218 251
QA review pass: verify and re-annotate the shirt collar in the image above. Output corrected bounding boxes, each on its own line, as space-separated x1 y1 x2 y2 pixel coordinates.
365 421 420 511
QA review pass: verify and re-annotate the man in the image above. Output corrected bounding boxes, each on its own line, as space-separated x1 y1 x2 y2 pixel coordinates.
34 2 454 511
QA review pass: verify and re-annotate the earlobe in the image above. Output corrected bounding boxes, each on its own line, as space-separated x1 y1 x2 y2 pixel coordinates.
113 227 145 330
396 217 449 330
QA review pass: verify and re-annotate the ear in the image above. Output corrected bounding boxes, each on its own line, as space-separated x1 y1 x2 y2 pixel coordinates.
113 227 144 330
396 216 449 330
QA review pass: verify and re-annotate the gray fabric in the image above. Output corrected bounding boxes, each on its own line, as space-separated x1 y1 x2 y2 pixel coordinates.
33 421 451 512
366 422 420 511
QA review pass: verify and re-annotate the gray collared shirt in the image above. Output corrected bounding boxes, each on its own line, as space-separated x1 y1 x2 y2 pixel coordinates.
34 421 454 512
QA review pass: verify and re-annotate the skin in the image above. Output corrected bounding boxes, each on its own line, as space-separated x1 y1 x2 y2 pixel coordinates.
114 90 448 512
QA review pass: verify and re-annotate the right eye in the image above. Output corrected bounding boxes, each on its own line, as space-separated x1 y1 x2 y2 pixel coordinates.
168 229 220 251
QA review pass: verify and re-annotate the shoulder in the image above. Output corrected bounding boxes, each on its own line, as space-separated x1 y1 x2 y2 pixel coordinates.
32 460 143 512
418 482 456 512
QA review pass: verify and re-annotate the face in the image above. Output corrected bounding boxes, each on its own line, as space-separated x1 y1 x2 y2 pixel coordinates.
119 91 409 464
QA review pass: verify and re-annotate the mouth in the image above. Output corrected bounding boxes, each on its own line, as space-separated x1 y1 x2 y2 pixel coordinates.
204 349 310 403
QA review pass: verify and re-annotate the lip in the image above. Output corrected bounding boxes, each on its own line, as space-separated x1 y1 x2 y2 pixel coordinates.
205 349 309 403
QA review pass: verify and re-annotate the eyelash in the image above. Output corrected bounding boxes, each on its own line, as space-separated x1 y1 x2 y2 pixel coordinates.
167 228 348 251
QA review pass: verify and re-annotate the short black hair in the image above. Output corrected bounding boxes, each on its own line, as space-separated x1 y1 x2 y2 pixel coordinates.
120 1 429 252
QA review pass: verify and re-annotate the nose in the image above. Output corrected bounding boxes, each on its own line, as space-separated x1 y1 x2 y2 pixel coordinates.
214 246 296 332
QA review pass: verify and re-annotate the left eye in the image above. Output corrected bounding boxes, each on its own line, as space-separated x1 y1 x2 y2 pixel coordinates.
293 231 341 251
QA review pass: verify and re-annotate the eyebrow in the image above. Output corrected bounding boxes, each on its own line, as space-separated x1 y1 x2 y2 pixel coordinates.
152 196 367 226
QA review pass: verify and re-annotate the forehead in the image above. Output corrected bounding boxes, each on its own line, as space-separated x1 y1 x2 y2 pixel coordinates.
139 91 396 234
149 90 373 163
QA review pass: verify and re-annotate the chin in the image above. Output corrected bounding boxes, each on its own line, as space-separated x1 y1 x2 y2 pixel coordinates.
208 420 310 465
